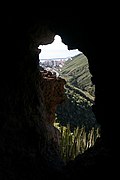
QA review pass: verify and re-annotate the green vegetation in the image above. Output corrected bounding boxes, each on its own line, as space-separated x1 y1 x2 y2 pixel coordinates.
55 53 100 163
54 122 100 163
59 53 95 97
56 53 99 131
56 83 98 132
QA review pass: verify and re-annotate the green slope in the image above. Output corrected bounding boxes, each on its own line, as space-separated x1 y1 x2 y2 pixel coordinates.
56 53 99 131
59 53 95 97
56 83 98 132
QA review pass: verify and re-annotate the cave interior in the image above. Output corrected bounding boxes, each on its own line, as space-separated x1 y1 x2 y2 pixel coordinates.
0 9 118 179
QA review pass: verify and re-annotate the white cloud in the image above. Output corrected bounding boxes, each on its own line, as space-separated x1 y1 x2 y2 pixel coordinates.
38 35 81 59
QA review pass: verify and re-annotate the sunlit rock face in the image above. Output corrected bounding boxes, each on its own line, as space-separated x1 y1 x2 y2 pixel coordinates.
40 69 66 124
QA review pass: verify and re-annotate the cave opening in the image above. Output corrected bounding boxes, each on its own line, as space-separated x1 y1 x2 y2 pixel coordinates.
38 34 100 163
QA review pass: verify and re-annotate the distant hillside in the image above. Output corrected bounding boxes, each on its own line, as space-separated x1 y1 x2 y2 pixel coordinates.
59 53 95 97
56 53 99 131
56 83 99 132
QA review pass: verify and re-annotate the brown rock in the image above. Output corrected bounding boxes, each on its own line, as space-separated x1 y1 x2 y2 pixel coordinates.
40 70 66 124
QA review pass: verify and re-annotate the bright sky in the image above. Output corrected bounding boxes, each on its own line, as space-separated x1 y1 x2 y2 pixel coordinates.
38 35 81 59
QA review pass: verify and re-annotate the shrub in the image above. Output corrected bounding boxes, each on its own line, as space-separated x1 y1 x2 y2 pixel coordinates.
54 122 100 163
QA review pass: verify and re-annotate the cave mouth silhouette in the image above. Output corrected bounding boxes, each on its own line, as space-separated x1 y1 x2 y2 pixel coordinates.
38 34 100 163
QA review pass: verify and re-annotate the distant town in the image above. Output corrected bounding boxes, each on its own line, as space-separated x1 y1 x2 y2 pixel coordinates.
39 57 70 68
39 57 71 77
